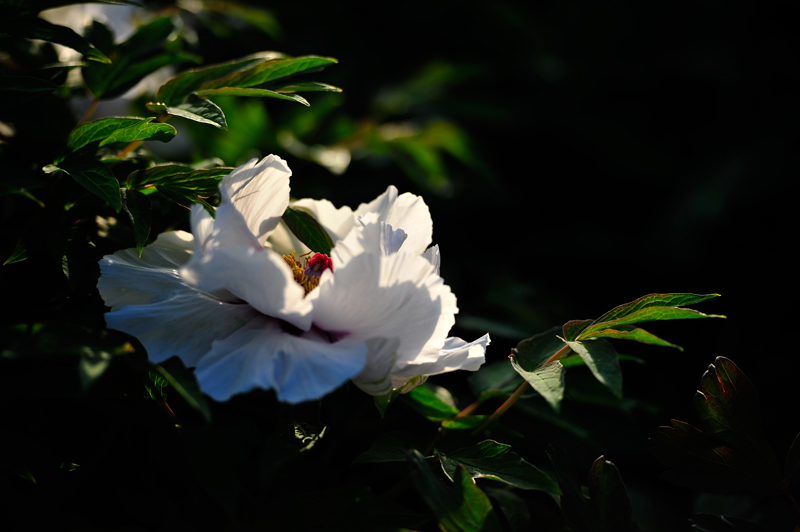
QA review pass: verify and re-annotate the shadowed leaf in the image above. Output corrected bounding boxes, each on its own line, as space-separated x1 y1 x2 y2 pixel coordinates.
547 446 594 532
563 319 593 341
693 357 782 485
196 87 310 106
510 327 567 409
786 432 800 488
401 384 459 422
4 16 110 63
439 440 560 494
120 189 151 256
565 339 622 398
351 434 416 465
282 206 335 255
149 94 227 129
407 449 504 532
509 356 564 412
45 160 121 211
689 514 769 532
587 456 632 532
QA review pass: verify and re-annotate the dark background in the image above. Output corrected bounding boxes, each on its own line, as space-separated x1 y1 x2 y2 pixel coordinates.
1 0 797 529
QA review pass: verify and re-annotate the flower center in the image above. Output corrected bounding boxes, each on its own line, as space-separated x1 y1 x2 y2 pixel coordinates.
282 251 334 295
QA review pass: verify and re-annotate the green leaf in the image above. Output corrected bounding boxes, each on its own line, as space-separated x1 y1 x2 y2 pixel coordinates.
155 52 280 105
0 75 58 92
578 293 723 339
351 434 414 465
651 420 779 495
565 339 622 398
154 360 211 423
587 456 632 532
509 326 566 411
127 164 231 212
511 326 565 368
274 81 342 93
547 446 594 532
66 117 147 154
407 449 504 532
580 326 682 350
689 514 770 532
401 384 459 422
281 206 335 255
482 487 530 532
563 319 593 341
5 16 111 63
3 238 28 266
196 87 310 106
439 440 561 494
693 357 782 478
47 160 121 211
509 357 564 412
373 387 403 417
97 118 176 146
786 431 800 488
201 55 337 90
441 416 487 430
120 189 151 256
468 361 522 396
148 94 227 129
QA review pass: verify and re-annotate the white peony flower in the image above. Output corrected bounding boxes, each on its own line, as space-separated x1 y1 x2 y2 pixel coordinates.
98 155 489 403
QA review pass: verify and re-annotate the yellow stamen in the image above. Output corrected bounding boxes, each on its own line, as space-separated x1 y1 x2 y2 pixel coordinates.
282 251 322 295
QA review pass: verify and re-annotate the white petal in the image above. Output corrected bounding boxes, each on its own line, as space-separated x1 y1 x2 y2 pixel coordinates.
351 337 401 396
423 244 441 276
194 319 368 403
99 243 259 367
220 155 291 242
316 228 458 365
391 334 490 389
354 185 433 253
181 203 313 330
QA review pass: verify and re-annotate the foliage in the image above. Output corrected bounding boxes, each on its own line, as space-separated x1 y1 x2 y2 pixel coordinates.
0 2 794 531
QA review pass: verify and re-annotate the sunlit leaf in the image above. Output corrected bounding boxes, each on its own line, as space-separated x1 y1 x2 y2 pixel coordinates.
565 339 622 398
148 94 227 129
274 81 342 93
66 117 146 154
587 456 632 532
580 326 682 350
155 52 280 105
201 55 337 90
578 293 723 339
509 357 564 412
439 440 560 494
401 384 459 422
281 206 335 255
98 118 176 146
196 86 310 105
407 449 504 532
441 416 486 430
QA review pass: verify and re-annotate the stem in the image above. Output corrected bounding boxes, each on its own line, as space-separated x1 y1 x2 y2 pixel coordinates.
454 399 481 418
469 344 572 435
81 97 99 124
543 343 572 366
471 381 530 435
115 112 170 159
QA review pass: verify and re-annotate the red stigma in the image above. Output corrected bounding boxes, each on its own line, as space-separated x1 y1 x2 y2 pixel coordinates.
308 252 334 272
